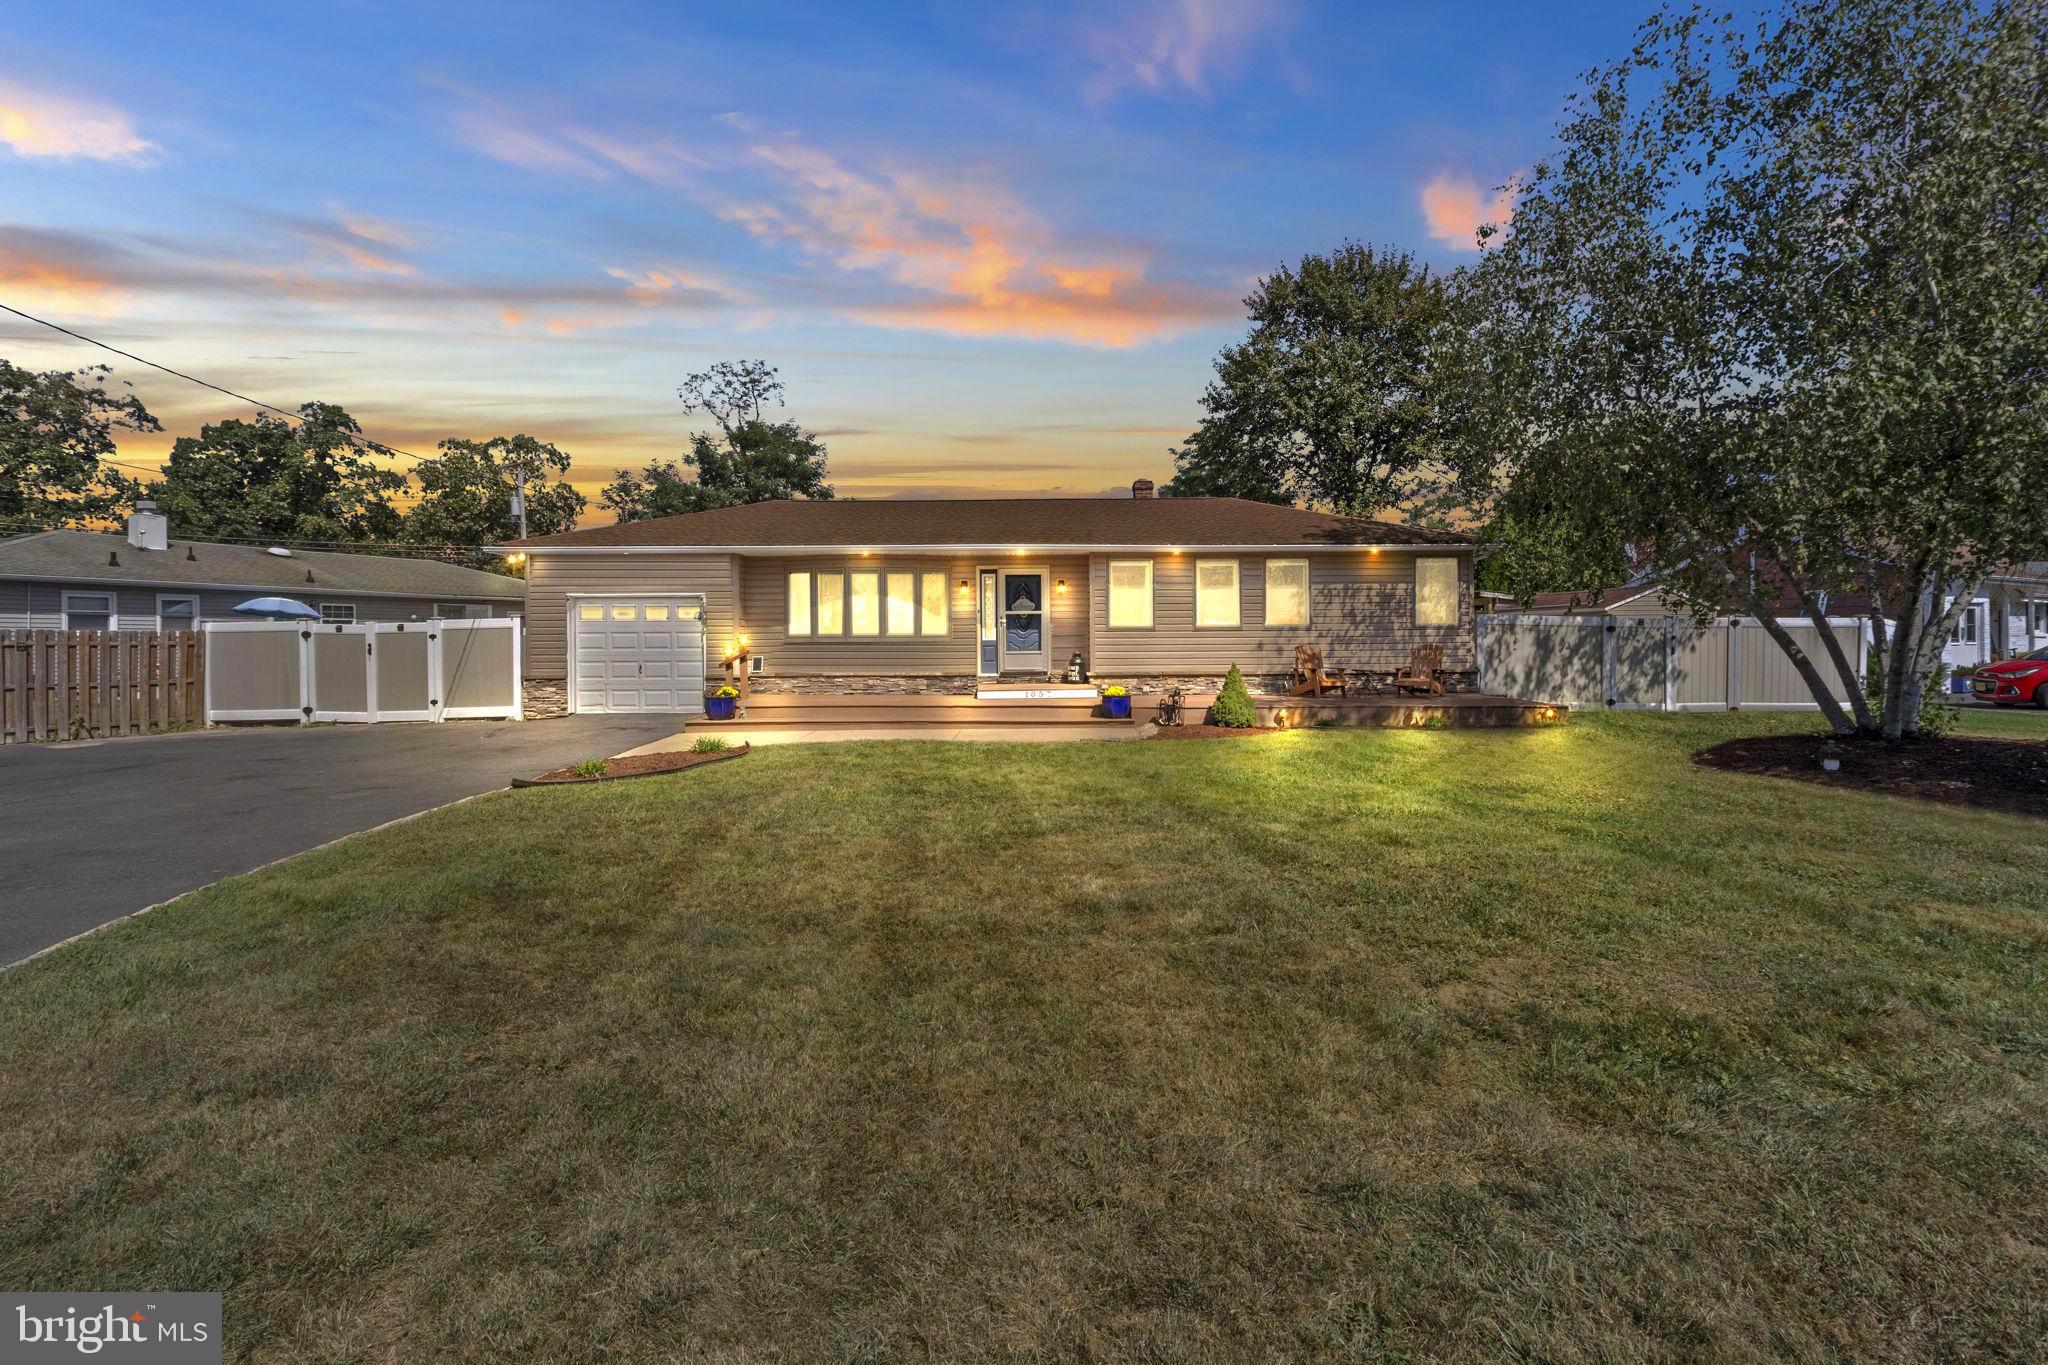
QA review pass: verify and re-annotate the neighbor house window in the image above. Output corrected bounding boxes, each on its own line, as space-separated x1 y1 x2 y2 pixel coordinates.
1414 558 1459 626
886 572 916 636
1194 559 1240 628
1107 560 1153 628
156 595 199 631
62 591 115 632
920 572 948 635
433 602 472 619
849 571 880 635
1951 603 1980 644
1264 559 1309 627
2033 600 2048 634
816 572 845 635
787 572 812 635
320 603 356 624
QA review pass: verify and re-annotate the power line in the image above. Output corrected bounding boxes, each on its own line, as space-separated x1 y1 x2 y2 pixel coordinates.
0 300 426 470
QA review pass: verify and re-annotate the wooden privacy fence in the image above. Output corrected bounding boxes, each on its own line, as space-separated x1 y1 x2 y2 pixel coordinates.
0 629 205 743
1478 615 1872 711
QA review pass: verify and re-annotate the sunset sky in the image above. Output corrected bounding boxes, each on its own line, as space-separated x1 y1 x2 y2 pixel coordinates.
2 0 1644 518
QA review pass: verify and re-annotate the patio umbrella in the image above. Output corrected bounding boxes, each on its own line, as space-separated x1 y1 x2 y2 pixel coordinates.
232 596 322 621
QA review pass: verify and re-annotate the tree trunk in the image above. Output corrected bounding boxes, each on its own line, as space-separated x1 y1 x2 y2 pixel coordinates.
1881 574 1927 739
1884 573 1984 737
1797 590 1876 732
1740 590 1859 735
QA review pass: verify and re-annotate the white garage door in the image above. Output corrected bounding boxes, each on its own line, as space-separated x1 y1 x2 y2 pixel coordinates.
571 598 705 714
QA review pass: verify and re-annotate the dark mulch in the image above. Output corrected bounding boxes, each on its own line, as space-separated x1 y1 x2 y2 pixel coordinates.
1147 725 1283 740
1695 732 2047 819
515 743 749 787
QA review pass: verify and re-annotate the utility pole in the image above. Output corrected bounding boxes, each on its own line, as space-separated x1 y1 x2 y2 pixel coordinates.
511 468 528 539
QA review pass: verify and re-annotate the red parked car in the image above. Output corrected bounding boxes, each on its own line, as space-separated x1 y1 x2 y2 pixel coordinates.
1971 648 2048 707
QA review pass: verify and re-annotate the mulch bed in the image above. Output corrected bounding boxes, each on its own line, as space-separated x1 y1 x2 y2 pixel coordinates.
1694 732 2046 819
514 743 749 787
1147 725 1283 740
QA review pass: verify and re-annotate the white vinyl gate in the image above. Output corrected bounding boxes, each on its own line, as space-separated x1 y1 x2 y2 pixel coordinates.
203 618 523 724
1478 614 1871 711
569 596 706 715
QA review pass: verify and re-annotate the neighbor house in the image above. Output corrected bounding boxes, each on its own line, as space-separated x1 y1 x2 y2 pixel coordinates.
505 479 1478 715
0 502 525 631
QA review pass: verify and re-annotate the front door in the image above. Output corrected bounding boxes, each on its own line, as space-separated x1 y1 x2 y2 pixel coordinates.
998 568 1049 676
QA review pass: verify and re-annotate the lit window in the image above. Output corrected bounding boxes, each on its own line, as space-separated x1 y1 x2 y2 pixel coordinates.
320 603 356 624
1415 558 1459 626
1264 559 1309 627
1108 560 1152 628
886 572 916 636
920 572 947 635
677 604 703 621
787 572 812 636
610 604 638 621
578 603 604 621
849 571 879 635
1195 560 1239 628
644 604 670 621
816 573 844 635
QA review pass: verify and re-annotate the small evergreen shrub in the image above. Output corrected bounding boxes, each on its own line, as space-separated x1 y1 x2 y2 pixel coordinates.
1211 665 1258 728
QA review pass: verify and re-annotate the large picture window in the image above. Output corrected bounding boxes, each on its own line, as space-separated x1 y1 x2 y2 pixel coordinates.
920 572 948 635
1414 557 1459 626
816 572 845 635
1194 559 1240 628
787 572 812 635
849 571 880 635
1107 560 1153 628
886 572 916 636
1264 559 1309 627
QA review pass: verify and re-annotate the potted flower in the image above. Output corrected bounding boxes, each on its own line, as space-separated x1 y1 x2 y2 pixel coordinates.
706 684 740 720
1100 684 1131 719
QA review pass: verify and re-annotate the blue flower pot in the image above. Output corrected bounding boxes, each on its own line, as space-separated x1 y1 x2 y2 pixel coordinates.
1950 676 1973 695
1102 694 1131 719
706 695 738 720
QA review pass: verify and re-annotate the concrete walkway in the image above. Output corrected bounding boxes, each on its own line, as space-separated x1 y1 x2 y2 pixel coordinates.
619 724 1142 754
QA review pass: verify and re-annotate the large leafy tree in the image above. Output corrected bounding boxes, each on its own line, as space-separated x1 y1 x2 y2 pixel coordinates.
0 361 155 528
1448 0 2048 737
403 434 584 549
148 402 408 544
1163 244 1456 516
601 361 832 523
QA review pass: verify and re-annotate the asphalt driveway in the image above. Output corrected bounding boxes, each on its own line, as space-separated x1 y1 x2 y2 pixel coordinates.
0 715 681 966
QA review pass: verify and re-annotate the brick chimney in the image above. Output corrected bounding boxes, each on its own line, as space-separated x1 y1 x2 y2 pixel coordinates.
1131 478 1155 500
125 499 168 552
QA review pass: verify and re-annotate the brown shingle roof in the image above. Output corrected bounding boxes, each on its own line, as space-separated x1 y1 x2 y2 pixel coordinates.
507 498 1476 550
0 530 524 600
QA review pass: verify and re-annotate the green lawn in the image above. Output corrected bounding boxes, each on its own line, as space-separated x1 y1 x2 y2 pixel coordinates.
3 712 2044 1361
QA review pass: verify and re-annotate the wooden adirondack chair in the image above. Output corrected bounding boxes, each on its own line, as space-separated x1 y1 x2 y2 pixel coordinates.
1393 644 1446 696
1289 644 1348 697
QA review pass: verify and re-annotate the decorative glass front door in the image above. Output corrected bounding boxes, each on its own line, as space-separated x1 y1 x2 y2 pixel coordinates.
999 570 1048 674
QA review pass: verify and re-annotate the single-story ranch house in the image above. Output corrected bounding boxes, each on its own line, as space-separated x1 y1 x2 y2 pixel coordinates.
506 480 1477 715
0 503 524 630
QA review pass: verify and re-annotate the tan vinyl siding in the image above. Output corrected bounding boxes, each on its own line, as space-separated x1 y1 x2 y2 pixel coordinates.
735 554 1088 675
522 552 736 680
1086 550 1476 674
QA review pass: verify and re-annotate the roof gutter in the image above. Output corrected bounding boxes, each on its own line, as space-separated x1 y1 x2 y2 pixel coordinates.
0 572 522 602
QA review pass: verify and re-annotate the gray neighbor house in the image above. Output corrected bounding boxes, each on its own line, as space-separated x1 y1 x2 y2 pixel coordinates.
0 502 523 631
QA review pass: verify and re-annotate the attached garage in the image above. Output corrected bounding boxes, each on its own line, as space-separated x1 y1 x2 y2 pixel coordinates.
569 595 706 714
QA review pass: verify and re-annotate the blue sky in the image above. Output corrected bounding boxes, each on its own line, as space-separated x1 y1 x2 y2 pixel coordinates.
1 0 1650 513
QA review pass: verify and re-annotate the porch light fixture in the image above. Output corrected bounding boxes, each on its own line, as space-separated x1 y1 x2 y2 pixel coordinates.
1056 579 1067 594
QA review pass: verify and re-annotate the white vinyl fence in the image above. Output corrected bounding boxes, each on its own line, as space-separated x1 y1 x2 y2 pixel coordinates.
203 618 522 725
1478 615 1870 711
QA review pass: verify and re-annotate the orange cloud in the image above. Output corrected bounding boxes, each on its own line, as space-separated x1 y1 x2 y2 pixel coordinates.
0 235 127 314
0 79 154 163
719 140 1234 346
1420 171 1513 252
